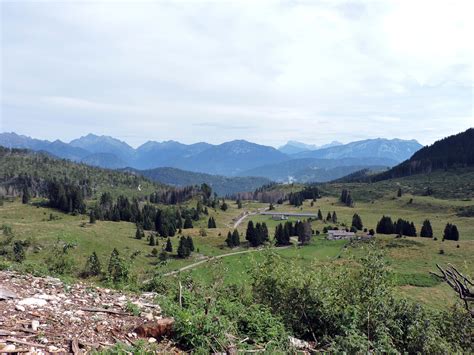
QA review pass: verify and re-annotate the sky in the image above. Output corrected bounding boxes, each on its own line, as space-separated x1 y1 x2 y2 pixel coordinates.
1 0 473 148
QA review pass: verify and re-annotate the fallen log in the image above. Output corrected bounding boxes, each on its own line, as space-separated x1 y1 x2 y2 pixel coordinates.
79 307 128 316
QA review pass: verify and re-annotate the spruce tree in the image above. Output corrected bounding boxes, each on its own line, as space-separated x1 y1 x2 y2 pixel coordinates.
177 237 191 258
22 186 30 204
149 234 156 246
83 251 101 277
332 211 337 223
183 216 193 229
186 236 195 252
261 222 269 243
89 210 97 224
165 238 173 252
345 193 353 207
317 209 323 220
443 223 460 241
232 229 240 246
376 216 395 234
135 226 144 240
175 209 183 229
351 213 363 230
397 187 402 197
13 241 26 263
326 212 332 221
246 221 256 246
226 231 234 247
420 219 433 238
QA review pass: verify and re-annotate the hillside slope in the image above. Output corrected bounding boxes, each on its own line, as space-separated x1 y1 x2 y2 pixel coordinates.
372 128 474 181
0 147 157 198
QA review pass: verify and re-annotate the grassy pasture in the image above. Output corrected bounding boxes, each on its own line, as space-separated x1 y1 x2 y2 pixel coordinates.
1 181 473 310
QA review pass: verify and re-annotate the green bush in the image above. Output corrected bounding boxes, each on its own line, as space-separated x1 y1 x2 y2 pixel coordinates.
158 276 288 353
250 247 473 353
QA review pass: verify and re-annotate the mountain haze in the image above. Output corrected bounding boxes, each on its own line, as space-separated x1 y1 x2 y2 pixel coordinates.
128 167 271 196
293 138 422 162
0 133 423 181
371 128 474 182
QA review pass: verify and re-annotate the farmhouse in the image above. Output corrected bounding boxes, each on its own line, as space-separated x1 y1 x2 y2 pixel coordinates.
326 230 356 240
326 229 374 241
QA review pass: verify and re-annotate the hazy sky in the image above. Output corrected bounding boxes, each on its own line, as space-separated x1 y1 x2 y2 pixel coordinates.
1 0 472 147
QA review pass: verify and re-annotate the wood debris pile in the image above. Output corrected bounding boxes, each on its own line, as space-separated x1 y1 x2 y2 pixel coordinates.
0 271 175 353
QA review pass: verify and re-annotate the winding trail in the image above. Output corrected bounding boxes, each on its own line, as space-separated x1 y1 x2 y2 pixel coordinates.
164 245 291 277
232 207 269 229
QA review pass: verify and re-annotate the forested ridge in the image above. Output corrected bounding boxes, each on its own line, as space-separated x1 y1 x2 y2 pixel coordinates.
372 128 474 181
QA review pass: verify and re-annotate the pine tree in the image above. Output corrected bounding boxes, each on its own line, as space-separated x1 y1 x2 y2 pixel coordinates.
331 211 337 223
220 202 228 211
298 221 312 245
376 216 395 234
443 223 460 241
261 222 269 242
135 226 144 240
177 237 191 258
22 186 30 204
275 223 290 246
351 213 363 230
226 231 234 248
89 210 97 224
317 209 323 220
165 238 173 252
186 236 195 252
420 219 433 238
326 212 332 221
13 241 26 263
149 234 156 246
232 229 240 246
340 189 348 203
246 221 256 246
397 187 402 197
208 217 217 228
107 248 128 283
175 209 183 229
183 216 193 229
237 199 242 209
345 193 353 207
83 251 101 277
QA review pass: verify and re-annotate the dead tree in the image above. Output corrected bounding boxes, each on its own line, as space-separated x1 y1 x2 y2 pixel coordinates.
431 264 474 317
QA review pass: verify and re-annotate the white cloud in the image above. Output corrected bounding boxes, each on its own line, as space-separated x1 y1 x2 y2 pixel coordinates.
1 0 472 147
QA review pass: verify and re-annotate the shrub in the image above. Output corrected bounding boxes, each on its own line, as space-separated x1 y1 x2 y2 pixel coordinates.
82 251 101 277
159 276 288 352
45 239 76 275
250 247 472 353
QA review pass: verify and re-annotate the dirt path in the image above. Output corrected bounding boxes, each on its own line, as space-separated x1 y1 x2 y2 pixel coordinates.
232 207 269 229
164 245 291 277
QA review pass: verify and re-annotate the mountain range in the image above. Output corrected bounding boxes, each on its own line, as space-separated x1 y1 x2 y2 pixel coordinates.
0 132 423 184
338 128 474 183
278 140 342 154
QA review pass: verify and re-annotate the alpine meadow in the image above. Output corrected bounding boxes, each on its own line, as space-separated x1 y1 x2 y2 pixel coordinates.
1 1 473 353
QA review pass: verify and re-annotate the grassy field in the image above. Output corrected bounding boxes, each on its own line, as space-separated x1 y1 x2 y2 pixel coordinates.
1 183 473 310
